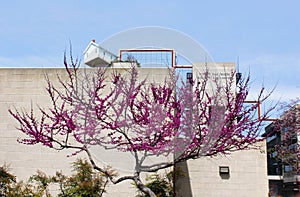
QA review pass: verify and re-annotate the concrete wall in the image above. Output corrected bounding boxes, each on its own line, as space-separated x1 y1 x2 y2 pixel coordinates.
176 141 268 197
0 67 268 196
0 67 171 196
0 68 77 178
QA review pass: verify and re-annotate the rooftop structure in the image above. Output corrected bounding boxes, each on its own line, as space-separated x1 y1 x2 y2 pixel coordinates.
84 40 177 69
83 40 118 67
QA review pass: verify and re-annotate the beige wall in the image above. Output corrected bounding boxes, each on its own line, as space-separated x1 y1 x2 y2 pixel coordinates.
177 141 268 197
0 67 170 196
0 67 268 196
0 68 77 177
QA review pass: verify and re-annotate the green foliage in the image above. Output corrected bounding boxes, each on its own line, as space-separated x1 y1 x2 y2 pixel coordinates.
0 165 15 196
143 173 172 197
49 159 109 197
3 180 46 197
0 165 46 197
0 159 110 197
136 169 186 197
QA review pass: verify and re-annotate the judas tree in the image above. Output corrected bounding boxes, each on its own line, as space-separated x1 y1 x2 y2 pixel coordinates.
9 55 273 197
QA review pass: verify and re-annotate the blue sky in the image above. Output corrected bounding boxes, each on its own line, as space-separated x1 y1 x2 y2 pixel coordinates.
0 0 299 107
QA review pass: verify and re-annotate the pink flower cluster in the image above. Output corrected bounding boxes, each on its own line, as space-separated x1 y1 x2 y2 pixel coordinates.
9 61 272 162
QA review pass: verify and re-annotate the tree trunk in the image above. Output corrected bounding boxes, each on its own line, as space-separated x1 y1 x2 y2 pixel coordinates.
134 171 156 197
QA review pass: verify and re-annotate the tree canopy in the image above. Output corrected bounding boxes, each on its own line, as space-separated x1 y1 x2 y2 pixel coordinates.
9 56 273 196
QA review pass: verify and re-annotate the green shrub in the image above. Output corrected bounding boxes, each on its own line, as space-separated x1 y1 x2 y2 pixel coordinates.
0 159 111 197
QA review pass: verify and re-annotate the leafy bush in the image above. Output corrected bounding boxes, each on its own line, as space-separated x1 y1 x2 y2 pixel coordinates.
48 159 110 197
0 159 111 197
136 169 186 197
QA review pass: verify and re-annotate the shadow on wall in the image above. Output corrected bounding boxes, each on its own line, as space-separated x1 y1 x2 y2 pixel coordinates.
174 161 193 197
174 163 231 196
